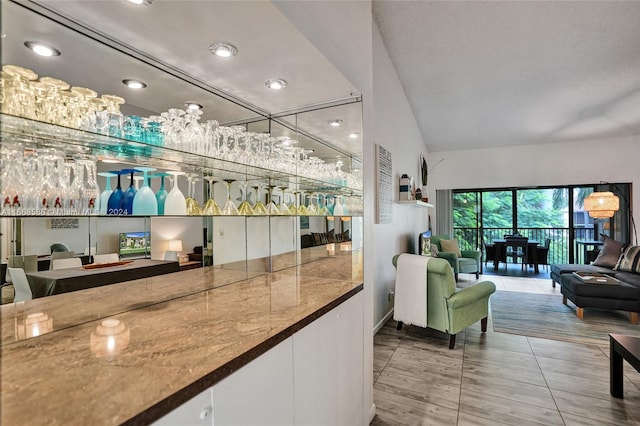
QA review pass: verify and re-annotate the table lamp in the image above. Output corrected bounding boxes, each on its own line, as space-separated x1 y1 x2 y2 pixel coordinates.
165 239 183 262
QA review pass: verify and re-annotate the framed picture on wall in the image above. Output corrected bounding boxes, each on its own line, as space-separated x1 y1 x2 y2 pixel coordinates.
300 216 309 229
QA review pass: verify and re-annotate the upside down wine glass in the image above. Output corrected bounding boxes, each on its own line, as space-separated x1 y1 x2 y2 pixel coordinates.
186 173 202 216
164 171 187 215
252 183 268 215
98 172 115 215
221 179 239 215
119 169 139 215
203 175 221 216
107 170 127 215
132 167 158 216
237 180 255 216
150 172 170 215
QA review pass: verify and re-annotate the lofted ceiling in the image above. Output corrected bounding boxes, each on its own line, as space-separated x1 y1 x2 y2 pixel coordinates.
1 0 362 166
373 1 640 152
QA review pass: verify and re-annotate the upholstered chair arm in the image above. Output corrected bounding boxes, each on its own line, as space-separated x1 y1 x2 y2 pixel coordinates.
461 250 481 262
446 281 496 309
436 251 458 270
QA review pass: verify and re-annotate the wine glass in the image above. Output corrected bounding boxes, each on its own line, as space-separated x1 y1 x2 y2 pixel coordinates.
297 190 309 215
149 172 170 215
202 175 221 216
221 179 239 215
266 185 280 215
186 173 202 215
237 180 255 215
164 171 187 215
132 167 158 215
251 183 268 215
277 185 291 215
107 170 128 215
98 172 115 215
119 169 139 215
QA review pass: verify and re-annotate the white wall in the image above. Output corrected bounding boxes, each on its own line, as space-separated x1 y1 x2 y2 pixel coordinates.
150 216 203 261
429 135 640 239
371 23 430 327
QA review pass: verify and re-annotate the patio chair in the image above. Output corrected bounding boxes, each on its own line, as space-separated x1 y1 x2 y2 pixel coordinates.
504 236 528 270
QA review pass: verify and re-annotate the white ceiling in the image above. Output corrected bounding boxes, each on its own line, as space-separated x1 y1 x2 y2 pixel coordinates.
2 0 362 164
373 1 640 152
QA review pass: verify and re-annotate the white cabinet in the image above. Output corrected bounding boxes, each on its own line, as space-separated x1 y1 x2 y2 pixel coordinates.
154 388 214 426
211 338 295 426
154 293 364 425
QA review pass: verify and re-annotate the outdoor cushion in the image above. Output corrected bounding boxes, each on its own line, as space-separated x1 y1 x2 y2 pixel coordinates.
593 236 624 268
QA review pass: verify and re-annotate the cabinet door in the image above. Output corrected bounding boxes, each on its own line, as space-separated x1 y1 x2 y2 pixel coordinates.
336 292 364 425
153 388 213 426
211 337 294 426
292 304 338 425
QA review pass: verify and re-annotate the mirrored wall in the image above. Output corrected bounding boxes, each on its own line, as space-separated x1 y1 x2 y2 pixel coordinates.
1 0 363 287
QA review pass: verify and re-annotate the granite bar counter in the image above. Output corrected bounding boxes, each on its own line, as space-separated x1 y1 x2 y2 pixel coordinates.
1 251 363 425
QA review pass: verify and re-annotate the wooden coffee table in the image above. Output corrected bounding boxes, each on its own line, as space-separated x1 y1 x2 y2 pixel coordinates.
610 334 640 398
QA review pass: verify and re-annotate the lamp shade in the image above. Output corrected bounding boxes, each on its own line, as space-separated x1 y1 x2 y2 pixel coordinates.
168 239 183 252
584 191 619 219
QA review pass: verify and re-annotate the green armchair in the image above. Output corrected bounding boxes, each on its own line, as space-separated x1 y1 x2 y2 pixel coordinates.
430 235 481 280
392 255 496 348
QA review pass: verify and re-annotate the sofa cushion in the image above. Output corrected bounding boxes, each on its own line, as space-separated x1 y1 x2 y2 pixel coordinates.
614 272 640 289
440 239 462 257
615 245 640 273
593 236 624 268
561 273 639 300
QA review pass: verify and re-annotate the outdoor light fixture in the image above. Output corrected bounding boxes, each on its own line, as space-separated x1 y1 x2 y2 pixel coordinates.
584 191 619 219
24 41 61 57
209 42 238 58
122 79 147 89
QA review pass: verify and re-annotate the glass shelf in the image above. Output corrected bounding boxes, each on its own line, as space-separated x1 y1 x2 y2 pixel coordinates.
397 200 434 208
0 114 363 196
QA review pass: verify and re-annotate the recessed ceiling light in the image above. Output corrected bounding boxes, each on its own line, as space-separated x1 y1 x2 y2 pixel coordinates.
348 132 360 139
185 102 203 110
328 119 343 127
122 79 147 89
125 0 152 5
209 42 238 58
265 78 288 90
24 41 61 57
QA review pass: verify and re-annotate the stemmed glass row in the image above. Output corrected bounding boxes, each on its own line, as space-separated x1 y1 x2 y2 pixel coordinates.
0 145 99 216
1 64 362 191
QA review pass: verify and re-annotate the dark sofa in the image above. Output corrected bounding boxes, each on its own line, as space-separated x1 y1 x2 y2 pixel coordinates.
550 237 640 321
301 230 351 249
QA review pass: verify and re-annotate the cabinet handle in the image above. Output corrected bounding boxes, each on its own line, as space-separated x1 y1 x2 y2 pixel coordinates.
200 406 212 420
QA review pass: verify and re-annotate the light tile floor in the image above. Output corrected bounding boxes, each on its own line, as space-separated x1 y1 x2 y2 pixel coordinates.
372 272 640 425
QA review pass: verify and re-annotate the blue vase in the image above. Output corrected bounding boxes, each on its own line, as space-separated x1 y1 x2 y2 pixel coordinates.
107 171 127 215
132 167 158 215
119 169 139 215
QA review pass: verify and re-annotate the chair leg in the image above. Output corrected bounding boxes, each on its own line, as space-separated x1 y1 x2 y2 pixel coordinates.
449 334 456 349
455 272 459 281
475 272 479 279
396 321 403 331
481 317 488 332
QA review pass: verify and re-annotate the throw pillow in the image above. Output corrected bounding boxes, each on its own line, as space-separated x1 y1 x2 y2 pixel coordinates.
440 239 462 257
615 245 640 273
327 229 335 243
593 236 624 268
430 244 439 257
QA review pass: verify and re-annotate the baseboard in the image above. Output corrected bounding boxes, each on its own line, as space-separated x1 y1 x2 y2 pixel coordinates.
374 308 394 334
369 402 377 423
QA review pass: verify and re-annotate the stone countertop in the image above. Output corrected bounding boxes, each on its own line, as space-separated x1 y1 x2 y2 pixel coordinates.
1 251 363 425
